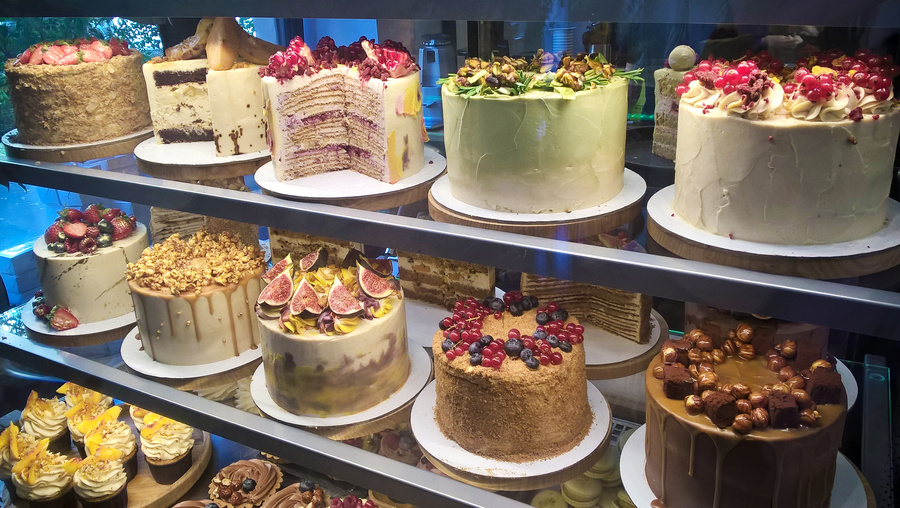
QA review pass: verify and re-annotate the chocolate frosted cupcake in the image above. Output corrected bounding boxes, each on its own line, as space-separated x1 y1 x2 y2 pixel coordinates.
81 408 137 482
64 400 107 458
73 447 128 508
139 413 194 485
208 459 283 508
10 439 77 508
260 481 328 508
20 391 70 454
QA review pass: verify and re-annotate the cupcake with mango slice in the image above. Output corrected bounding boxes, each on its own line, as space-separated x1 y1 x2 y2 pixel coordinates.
1 423 41 494
139 413 194 484
20 391 70 454
11 438 78 508
56 383 113 410
78 406 137 482
64 395 107 458
128 405 149 432
72 446 128 508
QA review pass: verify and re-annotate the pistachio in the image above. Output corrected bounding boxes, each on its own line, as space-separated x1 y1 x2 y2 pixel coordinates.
733 414 753 434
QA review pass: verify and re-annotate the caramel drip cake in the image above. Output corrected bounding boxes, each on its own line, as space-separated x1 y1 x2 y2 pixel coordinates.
645 325 847 508
396 250 495 310
433 292 592 462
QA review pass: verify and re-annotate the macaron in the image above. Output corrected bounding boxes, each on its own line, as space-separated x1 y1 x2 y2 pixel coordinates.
594 487 638 508
584 445 621 486
530 489 567 508
561 475 604 508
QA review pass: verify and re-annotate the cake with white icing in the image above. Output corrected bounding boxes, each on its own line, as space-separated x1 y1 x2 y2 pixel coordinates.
143 58 213 143
260 36 426 184
208 64 267 155
652 45 696 160
673 50 900 245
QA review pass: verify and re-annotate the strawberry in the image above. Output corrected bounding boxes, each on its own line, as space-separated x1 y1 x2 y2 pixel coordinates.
108 38 130 57
58 207 83 222
49 307 79 331
102 208 122 221
62 221 87 239
28 47 44 65
61 45 78 55
110 216 134 241
99 45 113 60
85 226 100 239
42 51 60 65
78 237 97 254
83 204 106 225
58 53 79 65
81 49 103 63
16 48 33 65
44 222 65 244
47 45 66 58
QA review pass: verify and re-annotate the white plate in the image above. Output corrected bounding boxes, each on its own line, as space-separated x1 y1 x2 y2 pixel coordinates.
428 168 646 222
120 326 262 378
648 186 900 258
410 380 611 477
134 138 270 166
250 340 432 428
620 425 870 508
836 359 858 410
254 146 446 199
22 297 136 337
3 128 152 150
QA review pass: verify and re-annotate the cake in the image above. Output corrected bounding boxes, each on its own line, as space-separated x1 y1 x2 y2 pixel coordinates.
673 49 900 244
125 230 266 366
432 293 592 462
260 36 426 184
208 63 267 155
143 58 213 143
80 406 137 482
0 423 40 488
256 249 410 417
396 250 495 310
260 481 328 508
139 413 194 485
645 325 847 508
10 439 77 508
441 52 639 213
4 38 151 146
208 459 283 508
32 205 147 329
72 447 128 508
20 391 70 454
64 399 107 457
652 45 696 160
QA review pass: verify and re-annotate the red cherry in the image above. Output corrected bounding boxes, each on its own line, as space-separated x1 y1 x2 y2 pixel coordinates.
494 312 502 319
550 352 563 365
697 61 712 72
723 84 736 95
446 351 456 360
460 330 471 342
508 329 520 339
546 302 559 313
794 68 810 81
539 355 550 366
454 300 464 311
682 73 694 85
874 87 891 101
714 76 725 89
448 330 460 342
470 320 483 330
852 71 869 87
573 325 585 334
539 343 551 355
522 337 536 350
572 334 584 344
547 322 560 333
867 55 884 69
453 347 463 357
854 48 872 60
557 331 570 341
806 89 823 102
482 348 494 359
723 68 741 85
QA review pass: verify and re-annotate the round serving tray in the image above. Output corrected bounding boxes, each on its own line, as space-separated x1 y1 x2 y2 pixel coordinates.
134 138 270 181
2 128 153 163
21 297 136 348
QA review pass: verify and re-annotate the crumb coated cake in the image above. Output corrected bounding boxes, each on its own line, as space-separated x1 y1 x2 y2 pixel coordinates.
652 45 696 160
261 36 426 184
645 325 847 508
4 38 150 146
126 230 266 365
433 292 592 462
256 249 409 417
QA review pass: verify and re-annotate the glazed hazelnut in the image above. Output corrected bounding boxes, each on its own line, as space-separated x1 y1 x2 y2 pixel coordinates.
800 368 812 380
699 362 716 374
733 414 753 434
780 340 798 359
728 330 738 341
778 365 797 382
765 348 781 359
767 356 787 372
738 343 756 361
718 383 734 395
687 328 704 342
711 349 726 364
749 391 769 409
661 347 678 364
735 323 755 343
751 407 770 429
696 335 715 352
799 408 820 427
761 384 775 394
685 395 705 415
689 364 701 380
811 359 834 372
701 351 714 364
701 390 717 402
731 382 752 400
736 399 753 415
697 372 719 392
652 365 665 379
787 375 806 391
722 339 737 356
693 381 700 395
792 389 813 409
688 347 703 365
771 383 791 395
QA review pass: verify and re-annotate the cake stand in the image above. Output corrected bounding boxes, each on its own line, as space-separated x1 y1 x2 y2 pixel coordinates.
409 381 612 491
2 128 153 163
254 146 447 211
21 297 136 347
133 138 270 181
620 426 875 508
647 186 900 279
250 341 433 441
119 327 263 391
427 169 646 241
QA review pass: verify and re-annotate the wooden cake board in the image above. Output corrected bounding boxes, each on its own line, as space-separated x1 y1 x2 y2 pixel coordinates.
2 129 153 163
134 138 270 182
126 429 212 508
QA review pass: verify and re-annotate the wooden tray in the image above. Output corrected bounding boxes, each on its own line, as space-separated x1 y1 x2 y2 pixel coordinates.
134 138 270 182
3 129 153 164
126 428 212 508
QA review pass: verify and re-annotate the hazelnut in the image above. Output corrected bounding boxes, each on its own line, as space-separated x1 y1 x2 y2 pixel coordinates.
771 383 791 395
718 383 735 394
701 351 714 364
735 323 755 343
722 339 737 356
751 407 770 429
711 349 726 364
685 395 705 415
733 414 753 434
749 391 769 409
652 365 665 379
792 389 813 409
780 340 798 359
689 364 701 380
731 382 752 399
696 335 715 352
738 343 756 361
761 384 775 394
736 399 753 415
661 347 678 364
701 390 717 402
699 362 716 374
688 348 703 365
787 375 806 391
799 408 820 427
765 348 781 359
697 372 719 392
728 330 738 341
767 356 787 372
687 329 704 343
778 365 797 382
811 359 834 372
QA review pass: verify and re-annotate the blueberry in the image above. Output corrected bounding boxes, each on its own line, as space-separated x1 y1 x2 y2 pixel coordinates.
50 242 66 253
206 504 219 508
532 329 548 341
241 478 256 492
488 298 505 312
551 309 569 322
535 312 551 325
32 296 44 307
504 338 523 358
525 357 540 369
559 340 573 353
508 301 524 317
547 334 560 348
519 348 534 361
56 231 66 242
97 219 113 234
299 480 316 492
478 335 494 347
96 234 113 248
521 297 533 311
439 320 449 330
469 353 483 366
527 295 540 308
441 338 454 352
483 296 494 308
469 342 483 355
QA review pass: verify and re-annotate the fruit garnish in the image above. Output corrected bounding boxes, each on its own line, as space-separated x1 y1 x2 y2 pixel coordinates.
80 445 123 468
357 261 397 299
82 204 106 225
110 216 134 241
49 306 79 331
58 207 83 222
11 438 49 475
262 254 292 284
289 277 323 316
76 405 121 435
62 221 87 239
257 270 293 307
140 413 177 440
328 278 364 317
298 247 327 272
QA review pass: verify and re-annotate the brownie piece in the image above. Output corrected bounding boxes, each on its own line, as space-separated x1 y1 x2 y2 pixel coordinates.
662 365 694 400
807 368 844 405
768 391 799 429
662 339 692 365
704 392 738 428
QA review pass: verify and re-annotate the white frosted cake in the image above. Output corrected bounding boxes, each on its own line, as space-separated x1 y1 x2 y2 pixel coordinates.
674 52 900 244
208 64 267 156
260 36 425 184
143 58 213 143
441 52 637 213
652 45 696 160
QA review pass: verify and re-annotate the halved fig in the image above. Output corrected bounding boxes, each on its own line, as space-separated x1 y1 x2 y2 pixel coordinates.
262 254 292 284
328 278 363 317
298 247 327 272
341 249 364 270
358 261 396 299
257 270 293 307
290 277 323 316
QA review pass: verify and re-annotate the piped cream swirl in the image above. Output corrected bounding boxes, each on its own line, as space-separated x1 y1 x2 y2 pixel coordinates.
74 460 127 500
140 421 193 461
20 397 67 440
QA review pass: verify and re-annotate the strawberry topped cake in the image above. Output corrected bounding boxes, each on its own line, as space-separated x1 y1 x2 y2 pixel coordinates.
32 204 148 331
4 38 151 145
673 49 900 244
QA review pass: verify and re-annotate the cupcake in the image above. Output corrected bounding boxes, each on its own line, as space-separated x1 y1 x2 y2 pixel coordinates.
377 430 420 466
73 447 128 508
174 501 217 508
0 423 40 494
328 496 378 508
260 481 328 508
79 407 137 482
128 405 148 433
64 400 107 458
208 459 283 508
10 438 78 508
139 413 194 485
56 383 113 410
20 391 70 454
560 474 604 508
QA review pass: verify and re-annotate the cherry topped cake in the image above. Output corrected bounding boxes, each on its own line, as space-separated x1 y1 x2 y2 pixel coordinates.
432 292 593 462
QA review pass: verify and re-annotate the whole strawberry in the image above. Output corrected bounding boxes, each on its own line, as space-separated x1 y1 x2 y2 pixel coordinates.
102 207 122 222
83 204 106 225
44 221 65 244
58 207 83 222
110 216 134 241
48 306 79 331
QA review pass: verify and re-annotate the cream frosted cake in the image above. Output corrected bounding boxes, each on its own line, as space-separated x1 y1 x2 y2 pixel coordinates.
260 36 426 184
673 49 900 245
32 204 147 330
441 52 639 213
143 58 213 143
208 63 267 155
256 249 410 417
125 231 266 366
652 45 697 160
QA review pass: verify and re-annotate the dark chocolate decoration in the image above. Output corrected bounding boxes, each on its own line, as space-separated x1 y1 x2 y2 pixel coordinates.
806 369 843 405
704 392 738 428
768 391 799 429
662 365 694 400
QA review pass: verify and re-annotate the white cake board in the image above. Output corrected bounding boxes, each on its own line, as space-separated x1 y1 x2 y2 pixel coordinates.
648 186 900 258
250 340 432 428
836 360 858 410
22 297 136 338
254 146 446 199
620 425 871 508
428 168 646 223
120 326 262 378
133 138 270 166
410 380 612 478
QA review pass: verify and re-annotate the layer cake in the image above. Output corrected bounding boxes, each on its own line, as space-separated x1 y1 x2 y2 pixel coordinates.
652 45 696 160
143 58 213 143
396 250 495 310
208 64 267 156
